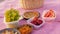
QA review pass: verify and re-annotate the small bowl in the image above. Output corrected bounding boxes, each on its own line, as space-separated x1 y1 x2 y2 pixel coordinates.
22 10 40 20
27 17 45 29
4 16 23 28
0 28 20 34
17 24 33 34
42 10 56 21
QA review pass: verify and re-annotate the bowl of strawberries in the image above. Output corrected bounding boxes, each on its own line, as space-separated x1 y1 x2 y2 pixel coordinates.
27 17 45 29
42 9 56 21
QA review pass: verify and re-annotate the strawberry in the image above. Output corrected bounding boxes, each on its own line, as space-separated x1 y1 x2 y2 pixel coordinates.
37 19 43 25
33 17 38 21
31 21 37 25
31 17 43 25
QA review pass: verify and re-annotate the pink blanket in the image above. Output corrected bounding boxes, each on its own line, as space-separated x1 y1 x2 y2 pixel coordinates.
0 0 60 34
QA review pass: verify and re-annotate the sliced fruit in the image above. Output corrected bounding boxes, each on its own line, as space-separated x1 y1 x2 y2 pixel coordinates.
33 17 38 21
44 11 50 17
31 17 43 26
37 19 43 24
31 21 37 25
44 10 55 17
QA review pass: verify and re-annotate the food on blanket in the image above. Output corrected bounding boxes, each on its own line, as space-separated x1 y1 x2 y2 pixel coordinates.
20 0 44 9
42 9 56 21
1 31 5 34
44 10 55 17
7 24 17 28
0 28 20 34
23 11 40 19
2 30 14 34
31 17 43 25
5 8 20 22
18 24 33 34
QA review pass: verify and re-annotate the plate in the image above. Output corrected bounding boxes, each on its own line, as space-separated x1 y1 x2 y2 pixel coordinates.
0 28 20 34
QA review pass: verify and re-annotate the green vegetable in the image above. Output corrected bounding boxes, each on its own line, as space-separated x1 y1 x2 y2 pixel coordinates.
5 8 20 22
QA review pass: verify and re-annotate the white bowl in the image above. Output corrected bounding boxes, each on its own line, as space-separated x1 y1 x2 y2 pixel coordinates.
27 17 45 29
42 10 56 21
4 16 23 28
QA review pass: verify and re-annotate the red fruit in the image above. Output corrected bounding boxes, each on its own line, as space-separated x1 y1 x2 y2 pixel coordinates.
37 20 43 24
31 21 37 25
31 17 43 26
33 17 38 21
44 10 55 17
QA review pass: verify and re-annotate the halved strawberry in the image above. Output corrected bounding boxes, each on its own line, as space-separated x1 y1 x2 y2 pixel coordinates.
33 17 38 21
31 21 37 25
37 19 43 25
44 10 55 17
